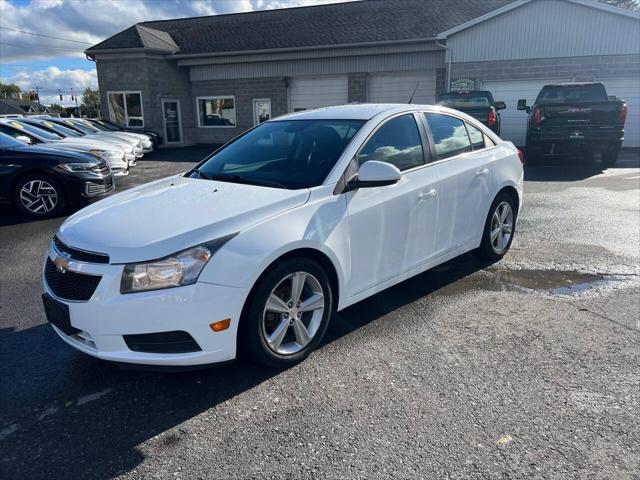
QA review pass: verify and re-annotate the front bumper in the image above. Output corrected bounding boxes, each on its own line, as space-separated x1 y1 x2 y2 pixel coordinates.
65 174 115 202
42 243 247 366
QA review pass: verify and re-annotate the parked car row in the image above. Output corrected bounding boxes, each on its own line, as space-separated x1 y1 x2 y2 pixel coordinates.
438 82 627 166
0 116 157 218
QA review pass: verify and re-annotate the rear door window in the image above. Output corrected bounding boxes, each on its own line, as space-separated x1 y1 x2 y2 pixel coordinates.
424 113 472 160
466 122 485 150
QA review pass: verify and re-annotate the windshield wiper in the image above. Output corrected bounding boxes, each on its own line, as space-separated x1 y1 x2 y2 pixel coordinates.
195 171 288 189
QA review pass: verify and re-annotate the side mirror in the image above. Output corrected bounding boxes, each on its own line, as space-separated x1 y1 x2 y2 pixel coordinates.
495 101 506 111
517 99 530 113
348 161 401 190
15 135 32 145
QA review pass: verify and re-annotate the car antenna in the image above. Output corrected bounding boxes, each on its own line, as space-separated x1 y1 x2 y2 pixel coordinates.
408 82 421 104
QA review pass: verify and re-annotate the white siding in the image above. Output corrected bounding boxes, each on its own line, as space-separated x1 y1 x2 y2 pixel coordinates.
599 76 640 147
288 76 348 112
447 0 640 62
367 70 437 104
190 51 444 81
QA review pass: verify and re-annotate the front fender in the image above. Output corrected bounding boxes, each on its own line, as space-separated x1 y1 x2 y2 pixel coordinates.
198 187 350 300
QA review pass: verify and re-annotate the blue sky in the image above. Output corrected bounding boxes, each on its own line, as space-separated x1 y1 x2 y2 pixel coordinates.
0 0 349 105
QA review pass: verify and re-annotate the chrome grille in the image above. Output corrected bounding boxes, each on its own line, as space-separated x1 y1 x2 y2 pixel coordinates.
53 236 109 264
44 258 102 301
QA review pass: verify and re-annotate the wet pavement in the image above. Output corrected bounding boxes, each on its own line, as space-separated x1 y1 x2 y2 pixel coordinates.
0 147 639 479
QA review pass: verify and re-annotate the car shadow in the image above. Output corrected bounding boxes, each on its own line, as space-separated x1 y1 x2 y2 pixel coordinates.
524 149 640 182
0 252 494 479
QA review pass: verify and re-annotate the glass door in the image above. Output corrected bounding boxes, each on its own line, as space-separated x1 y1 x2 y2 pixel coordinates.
162 99 182 144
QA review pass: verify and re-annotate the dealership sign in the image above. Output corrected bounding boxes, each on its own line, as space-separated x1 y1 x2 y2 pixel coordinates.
450 78 477 92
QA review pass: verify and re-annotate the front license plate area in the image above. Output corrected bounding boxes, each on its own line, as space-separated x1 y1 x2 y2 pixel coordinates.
42 293 80 335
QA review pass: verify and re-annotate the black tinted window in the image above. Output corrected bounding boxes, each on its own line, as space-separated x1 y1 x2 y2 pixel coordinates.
425 113 472 159
357 114 424 171
466 122 485 150
196 119 364 189
536 84 607 103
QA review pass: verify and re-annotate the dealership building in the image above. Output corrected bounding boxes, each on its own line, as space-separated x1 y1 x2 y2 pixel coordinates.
87 0 640 147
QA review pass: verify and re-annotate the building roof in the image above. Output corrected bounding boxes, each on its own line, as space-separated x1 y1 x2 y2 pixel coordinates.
87 0 513 56
0 99 48 113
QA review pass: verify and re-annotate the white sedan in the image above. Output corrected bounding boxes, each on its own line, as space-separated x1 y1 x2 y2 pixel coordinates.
43 104 523 368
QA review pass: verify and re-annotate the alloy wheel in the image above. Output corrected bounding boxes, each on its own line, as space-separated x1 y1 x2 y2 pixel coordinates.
490 201 514 254
262 271 325 355
19 180 58 214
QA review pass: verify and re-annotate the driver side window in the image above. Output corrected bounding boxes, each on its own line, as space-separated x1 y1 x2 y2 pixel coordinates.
356 114 425 171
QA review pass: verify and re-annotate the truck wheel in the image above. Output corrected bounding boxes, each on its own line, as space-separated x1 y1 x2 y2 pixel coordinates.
601 147 620 168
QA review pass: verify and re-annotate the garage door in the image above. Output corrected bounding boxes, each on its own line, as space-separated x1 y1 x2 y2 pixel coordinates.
482 79 572 147
288 75 348 112
599 76 640 148
368 71 436 104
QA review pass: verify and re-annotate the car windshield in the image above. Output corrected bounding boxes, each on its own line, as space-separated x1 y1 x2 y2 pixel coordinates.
11 121 63 140
87 121 110 131
439 92 492 108
98 119 122 131
29 120 83 137
58 120 96 134
193 119 365 190
0 132 24 148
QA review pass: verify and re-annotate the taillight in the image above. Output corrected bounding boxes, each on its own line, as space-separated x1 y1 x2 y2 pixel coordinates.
517 149 524 165
532 107 541 128
488 109 497 128
619 103 628 125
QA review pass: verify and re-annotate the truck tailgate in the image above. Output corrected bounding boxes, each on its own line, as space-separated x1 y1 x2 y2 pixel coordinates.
541 101 622 128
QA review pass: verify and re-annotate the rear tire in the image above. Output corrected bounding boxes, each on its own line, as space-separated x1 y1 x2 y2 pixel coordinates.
243 258 333 369
601 146 619 168
13 173 65 219
476 192 517 261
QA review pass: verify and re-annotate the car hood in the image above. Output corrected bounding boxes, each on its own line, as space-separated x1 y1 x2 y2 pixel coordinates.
56 138 126 152
13 144 100 163
58 174 310 263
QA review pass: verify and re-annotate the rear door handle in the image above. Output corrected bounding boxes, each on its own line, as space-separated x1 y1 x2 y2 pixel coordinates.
418 189 437 200
476 168 490 177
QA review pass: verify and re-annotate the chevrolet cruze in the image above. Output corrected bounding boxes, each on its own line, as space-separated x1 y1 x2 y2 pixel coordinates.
42 104 523 368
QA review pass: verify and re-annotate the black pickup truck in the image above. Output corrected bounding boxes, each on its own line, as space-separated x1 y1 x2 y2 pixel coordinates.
518 82 627 166
437 91 505 134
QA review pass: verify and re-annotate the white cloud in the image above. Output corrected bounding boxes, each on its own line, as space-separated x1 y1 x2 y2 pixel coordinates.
0 66 98 106
0 0 354 62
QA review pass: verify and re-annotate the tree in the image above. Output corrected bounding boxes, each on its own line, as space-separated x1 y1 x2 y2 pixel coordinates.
80 87 101 117
598 0 640 10
0 83 22 99
48 103 65 113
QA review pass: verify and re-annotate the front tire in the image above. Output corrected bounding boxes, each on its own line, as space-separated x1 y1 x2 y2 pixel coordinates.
476 192 517 261
13 173 65 219
244 258 333 368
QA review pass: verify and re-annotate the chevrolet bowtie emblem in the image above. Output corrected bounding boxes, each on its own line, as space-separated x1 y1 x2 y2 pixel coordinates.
54 256 70 274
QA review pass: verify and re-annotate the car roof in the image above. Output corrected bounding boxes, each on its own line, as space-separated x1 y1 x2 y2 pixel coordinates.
273 103 442 121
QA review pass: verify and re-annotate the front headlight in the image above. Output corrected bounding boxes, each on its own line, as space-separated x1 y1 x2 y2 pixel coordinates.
89 149 119 159
59 162 100 173
120 235 237 293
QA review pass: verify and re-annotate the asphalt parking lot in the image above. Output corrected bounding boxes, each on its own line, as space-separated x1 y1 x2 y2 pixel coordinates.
1 147 639 479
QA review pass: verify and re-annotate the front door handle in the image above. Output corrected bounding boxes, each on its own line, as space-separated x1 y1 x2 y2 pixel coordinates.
476 168 490 177
418 189 437 200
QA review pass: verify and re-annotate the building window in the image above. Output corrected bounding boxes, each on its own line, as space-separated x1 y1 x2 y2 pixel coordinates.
107 91 144 127
197 96 236 128
253 98 271 125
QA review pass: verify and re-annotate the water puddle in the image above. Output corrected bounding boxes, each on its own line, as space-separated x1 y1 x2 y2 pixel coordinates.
431 261 622 297
485 267 610 295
